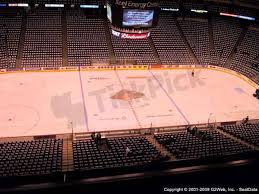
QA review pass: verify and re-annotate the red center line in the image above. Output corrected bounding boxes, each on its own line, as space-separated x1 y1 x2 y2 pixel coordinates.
114 70 142 129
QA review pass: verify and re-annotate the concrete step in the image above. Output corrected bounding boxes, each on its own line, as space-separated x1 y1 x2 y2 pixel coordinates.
62 139 74 172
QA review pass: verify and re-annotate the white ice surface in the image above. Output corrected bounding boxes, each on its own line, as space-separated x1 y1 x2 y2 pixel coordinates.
0 69 258 137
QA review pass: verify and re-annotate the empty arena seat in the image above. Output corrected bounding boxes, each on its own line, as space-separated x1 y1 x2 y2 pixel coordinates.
0 139 63 177
67 11 110 66
0 14 22 69
178 18 210 65
222 123 259 146
0 7 258 84
229 29 259 79
211 16 242 67
151 13 196 65
155 130 253 160
109 23 157 65
0 24 6 68
73 136 162 171
22 10 63 67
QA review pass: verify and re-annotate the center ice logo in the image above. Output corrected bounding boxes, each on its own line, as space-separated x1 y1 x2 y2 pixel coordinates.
88 70 205 113
110 89 145 101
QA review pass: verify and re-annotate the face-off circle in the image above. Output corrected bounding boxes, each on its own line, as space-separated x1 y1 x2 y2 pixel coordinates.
0 104 40 136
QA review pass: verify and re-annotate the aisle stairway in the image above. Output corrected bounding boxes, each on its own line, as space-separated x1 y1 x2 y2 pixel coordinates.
148 36 162 64
62 10 68 67
62 138 74 172
16 13 27 68
225 25 249 68
103 18 115 61
146 135 176 160
174 18 199 65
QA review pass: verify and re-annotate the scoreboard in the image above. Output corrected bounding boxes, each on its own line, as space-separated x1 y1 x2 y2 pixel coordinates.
123 9 154 27
107 0 160 31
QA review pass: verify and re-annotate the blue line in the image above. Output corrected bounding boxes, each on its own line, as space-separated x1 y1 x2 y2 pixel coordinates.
148 69 190 125
78 66 89 131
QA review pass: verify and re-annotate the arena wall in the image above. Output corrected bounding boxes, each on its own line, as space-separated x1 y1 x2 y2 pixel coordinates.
0 64 258 88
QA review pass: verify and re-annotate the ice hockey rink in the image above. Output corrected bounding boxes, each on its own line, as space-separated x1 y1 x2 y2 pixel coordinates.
0 68 259 137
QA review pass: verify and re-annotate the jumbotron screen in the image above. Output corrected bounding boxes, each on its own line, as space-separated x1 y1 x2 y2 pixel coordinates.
122 9 154 27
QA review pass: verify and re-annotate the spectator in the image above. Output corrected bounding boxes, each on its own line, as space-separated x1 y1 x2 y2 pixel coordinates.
91 133 96 141
125 147 131 156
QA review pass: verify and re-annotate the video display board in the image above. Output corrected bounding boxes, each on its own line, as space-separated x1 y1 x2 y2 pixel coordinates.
106 0 160 30
123 9 154 27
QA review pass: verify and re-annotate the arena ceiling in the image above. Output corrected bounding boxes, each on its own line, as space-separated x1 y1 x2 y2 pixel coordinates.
0 0 258 10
